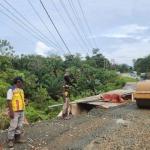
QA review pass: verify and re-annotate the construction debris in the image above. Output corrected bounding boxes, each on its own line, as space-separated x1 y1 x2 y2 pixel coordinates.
56 82 136 117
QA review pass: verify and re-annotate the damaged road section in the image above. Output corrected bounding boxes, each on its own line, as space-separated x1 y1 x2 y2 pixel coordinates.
0 103 150 150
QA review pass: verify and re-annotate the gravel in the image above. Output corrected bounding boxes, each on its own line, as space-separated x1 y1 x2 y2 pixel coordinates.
0 102 150 150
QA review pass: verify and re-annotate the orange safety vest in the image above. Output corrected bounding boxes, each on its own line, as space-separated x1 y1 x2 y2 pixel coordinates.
11 87 25 112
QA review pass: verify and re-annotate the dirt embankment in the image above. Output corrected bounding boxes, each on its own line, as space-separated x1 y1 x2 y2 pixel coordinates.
0 103 150 150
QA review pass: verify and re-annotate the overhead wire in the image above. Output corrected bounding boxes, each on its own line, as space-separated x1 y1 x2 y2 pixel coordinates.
2 0 59 49
68 0 93 50
77 0 98 48
51 0 84 50
0 8 49 46
0 19 35 45
26 0 63 50
59 0 90 52
40 0 71 55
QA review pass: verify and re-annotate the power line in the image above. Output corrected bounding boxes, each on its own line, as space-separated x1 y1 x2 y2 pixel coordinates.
0 8 48 45
59 0 90 51
3 0 58 48
40 0 71 55
0 19 35 45
3 0 59 49
0 6 59 50
77 0 98 48
26 0 63 50
51 0 84 50
68 0 93 50
70 0 96 49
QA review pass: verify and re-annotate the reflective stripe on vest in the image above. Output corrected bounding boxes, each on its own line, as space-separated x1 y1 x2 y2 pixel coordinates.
11 88 25 111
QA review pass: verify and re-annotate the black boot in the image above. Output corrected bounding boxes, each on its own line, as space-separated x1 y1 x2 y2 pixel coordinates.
8 139 14 148
15 134 26 143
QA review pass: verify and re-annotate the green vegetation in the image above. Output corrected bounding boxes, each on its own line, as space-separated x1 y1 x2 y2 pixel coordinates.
134 55 150 79
0 40 136 129
134 55 150 73
116 64 133 73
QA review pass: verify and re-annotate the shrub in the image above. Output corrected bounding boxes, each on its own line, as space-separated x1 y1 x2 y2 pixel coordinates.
0 108 10 130
25 105 49 123
0 80 10 97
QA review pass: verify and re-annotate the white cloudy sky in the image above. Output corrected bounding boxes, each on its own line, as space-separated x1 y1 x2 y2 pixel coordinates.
0 0 150 65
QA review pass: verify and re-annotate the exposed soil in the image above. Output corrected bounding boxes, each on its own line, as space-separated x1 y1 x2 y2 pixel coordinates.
0 102 150 150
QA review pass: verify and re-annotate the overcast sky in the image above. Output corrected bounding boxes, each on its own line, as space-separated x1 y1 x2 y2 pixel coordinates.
0 0 150 65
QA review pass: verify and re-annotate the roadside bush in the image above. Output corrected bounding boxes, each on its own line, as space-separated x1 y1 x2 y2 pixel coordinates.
0 80 10 97
25 106 48 123
0 109 9 130
31 86 49 109
0 96 6 108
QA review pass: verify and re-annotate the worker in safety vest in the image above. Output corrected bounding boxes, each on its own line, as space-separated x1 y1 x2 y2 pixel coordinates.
7 77 26 148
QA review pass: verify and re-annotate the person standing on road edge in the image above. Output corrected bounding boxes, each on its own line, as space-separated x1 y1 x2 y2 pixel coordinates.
7 77 26 148
62 84 72 119
62 70 74 119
